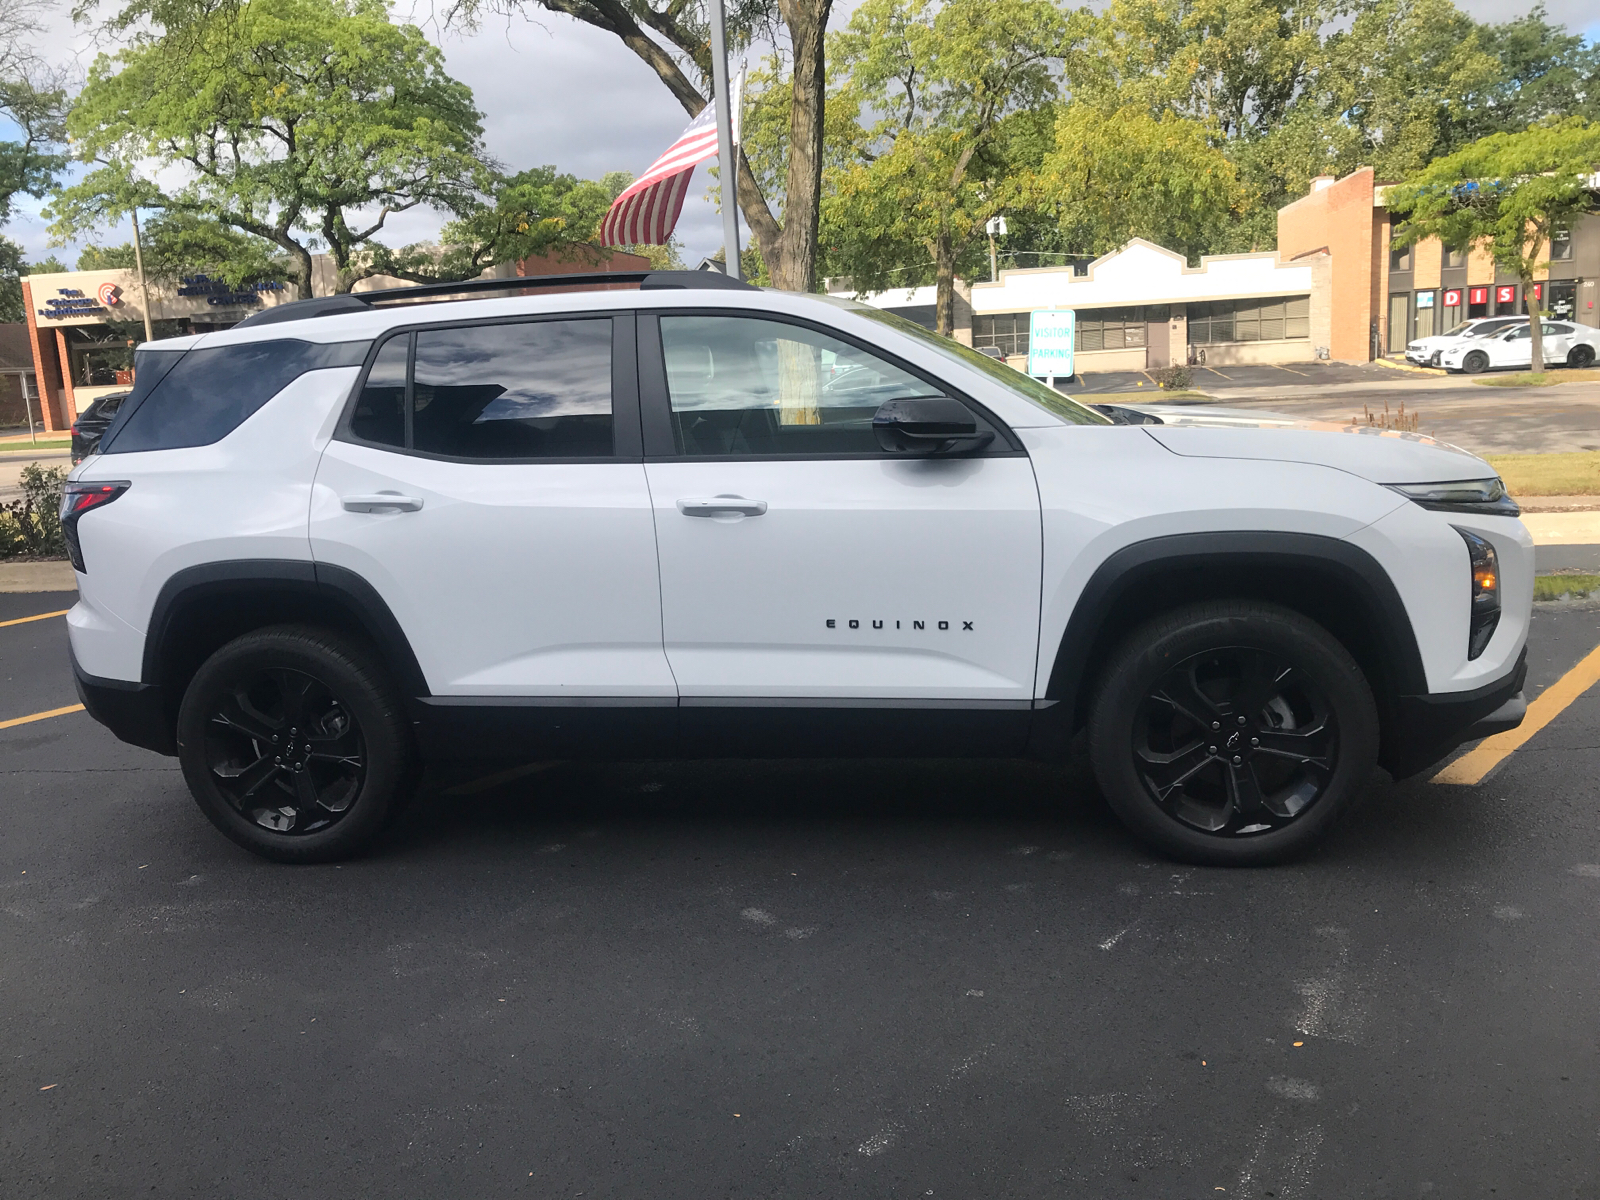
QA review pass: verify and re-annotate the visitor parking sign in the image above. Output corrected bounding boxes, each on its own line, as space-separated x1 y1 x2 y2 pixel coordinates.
1027 310 1075 380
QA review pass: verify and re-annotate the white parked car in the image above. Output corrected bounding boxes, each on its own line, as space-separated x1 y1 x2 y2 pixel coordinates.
1439 320 1600 373
1406 316 1526 367
66 271 1531 867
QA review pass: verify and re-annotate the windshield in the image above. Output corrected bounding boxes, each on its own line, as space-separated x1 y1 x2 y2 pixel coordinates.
1443 322 1474 337
837 301 1110 426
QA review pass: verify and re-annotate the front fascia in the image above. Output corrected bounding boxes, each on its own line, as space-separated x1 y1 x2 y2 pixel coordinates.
1023 423 1413 701
1344 503 1532 693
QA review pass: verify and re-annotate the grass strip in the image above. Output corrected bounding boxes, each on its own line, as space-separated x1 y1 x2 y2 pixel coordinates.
1485 451 1600 497
1474 368 1600 388
1535 573 1600 602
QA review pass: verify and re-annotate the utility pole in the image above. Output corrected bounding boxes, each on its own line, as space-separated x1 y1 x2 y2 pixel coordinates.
130 207 156 343
708 0 740 282
986 215 1007 282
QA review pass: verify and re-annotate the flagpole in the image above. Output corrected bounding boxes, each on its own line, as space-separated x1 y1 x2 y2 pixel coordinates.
707 0 741 282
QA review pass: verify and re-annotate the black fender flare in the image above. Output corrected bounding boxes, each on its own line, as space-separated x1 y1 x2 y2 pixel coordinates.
141 559 430 696
1042 531 1428 729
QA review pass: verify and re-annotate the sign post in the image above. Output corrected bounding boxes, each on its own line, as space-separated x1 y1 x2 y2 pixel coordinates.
1027 309 1076 388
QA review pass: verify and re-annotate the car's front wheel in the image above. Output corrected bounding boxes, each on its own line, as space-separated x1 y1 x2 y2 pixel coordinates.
177 625 416 863
1088 602 1379 866
1461 350 1490 374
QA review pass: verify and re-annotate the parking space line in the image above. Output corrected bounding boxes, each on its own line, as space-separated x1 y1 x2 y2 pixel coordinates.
0 704 85 731
1199 366 1234 380
1432 641 1600 785
1274 365 1311 377
0 609 70 629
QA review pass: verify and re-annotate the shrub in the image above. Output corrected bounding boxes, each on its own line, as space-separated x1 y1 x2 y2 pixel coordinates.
1151 364 1192 390
0 462 69 558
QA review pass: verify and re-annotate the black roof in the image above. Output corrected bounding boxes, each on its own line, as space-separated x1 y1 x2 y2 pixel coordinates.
234 269 756 330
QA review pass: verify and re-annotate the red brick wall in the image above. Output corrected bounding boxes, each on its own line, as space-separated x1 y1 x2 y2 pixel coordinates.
1277 169 1377 362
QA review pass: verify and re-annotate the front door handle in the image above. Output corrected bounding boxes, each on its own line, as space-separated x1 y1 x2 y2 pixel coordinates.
677 495 768 518
343 492 424 513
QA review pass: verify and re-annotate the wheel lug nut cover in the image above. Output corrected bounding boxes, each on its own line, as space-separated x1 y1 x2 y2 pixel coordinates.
1232 755 1242 764
1211 721 1220 730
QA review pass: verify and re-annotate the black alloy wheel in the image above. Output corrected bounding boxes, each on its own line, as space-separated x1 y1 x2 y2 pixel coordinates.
204 667 365 835
1569 344 1595 369
1089 602 1379 866
177 626 415 863
1133 647 1335 836
1462 350 1489 374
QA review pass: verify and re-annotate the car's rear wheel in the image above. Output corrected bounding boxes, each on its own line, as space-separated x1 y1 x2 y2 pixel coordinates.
177 625 416 863
1461 350 1490 374
1088 602 1379 866
1569 344 1595 369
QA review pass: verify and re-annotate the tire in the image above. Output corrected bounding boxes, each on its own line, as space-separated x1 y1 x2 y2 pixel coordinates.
1087 602 1379 867
1569 344 1595 369
177 625 416 863
1461 350 1489 374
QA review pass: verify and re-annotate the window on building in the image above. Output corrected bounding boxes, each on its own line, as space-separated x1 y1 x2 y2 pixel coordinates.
1551 230 1573 261
1074 307 1163 352
1187 297 1310 344
971 313 1029 358
1442 247 1467 269
1390 245 1412 272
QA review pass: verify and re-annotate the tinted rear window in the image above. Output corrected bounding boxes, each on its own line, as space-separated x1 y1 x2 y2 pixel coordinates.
105 339 369 453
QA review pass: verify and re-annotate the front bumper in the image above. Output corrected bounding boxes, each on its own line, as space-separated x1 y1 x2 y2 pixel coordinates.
71 644 175 756
1381 647 1527 779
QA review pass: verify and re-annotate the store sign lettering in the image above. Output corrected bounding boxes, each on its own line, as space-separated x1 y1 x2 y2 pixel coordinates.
177 274 286 307
37 288 109 319
1469 287 1488 305
1443 289 1461 308
1496 285 1516 304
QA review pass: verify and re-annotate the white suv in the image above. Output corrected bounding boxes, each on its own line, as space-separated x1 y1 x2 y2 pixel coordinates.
64 271 1531 866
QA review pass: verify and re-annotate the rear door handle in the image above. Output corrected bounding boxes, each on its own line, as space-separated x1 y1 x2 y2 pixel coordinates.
677 495 768 518
343 493 424 513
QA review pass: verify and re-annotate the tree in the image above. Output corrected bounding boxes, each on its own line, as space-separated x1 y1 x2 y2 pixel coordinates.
76 212 293 286
446 0 830 293
1471 6 1600 135
0 0 68 227
824 0 1069 334
1387 117 1600 373
0 241 70 321
1040 103 1244 264
50 0 490 298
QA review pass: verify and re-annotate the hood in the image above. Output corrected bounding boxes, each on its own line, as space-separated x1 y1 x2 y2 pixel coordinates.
1138 418 1493 486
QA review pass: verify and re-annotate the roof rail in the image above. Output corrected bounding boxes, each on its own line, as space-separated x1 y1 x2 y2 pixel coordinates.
233 268 757 329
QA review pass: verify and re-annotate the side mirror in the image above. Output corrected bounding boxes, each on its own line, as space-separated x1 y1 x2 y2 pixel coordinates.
873 396 994 455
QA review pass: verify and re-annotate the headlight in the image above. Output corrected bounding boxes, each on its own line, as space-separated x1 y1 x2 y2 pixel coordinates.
1456 528 1500 660
1387 478 1520 516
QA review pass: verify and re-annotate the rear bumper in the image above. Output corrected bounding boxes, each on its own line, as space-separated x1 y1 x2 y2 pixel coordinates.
71 645 175 756
1381 647 1527 779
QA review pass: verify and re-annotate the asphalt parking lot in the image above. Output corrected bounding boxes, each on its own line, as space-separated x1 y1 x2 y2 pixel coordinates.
1064 361 1398 396
3 590 1598 1198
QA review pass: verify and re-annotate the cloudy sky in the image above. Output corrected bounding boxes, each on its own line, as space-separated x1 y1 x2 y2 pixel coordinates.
4 0 1598 270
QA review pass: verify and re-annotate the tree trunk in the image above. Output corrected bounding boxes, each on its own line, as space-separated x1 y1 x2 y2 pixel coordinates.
934 232 956 337
771 0 832 292
289 246 314 300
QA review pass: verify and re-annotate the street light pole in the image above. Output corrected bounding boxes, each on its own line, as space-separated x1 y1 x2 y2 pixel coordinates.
707 0 740 282
130 207 155 343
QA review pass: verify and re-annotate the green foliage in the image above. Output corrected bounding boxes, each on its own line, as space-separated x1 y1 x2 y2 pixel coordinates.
0 239 71 322
824 0 1070 331
0 462 68 559
0 74 68 227
76 212 293 286
1387 117 1600 369
1041 104 1245 263
51 0 490 297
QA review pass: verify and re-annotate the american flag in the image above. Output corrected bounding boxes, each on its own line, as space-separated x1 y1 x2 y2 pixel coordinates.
600 105 720 247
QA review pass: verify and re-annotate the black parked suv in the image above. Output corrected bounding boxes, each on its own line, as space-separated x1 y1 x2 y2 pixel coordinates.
71 391 130 464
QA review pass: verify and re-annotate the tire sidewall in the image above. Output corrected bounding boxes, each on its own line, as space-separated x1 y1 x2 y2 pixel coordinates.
1089 605 1379 867
1463 351 1488 374
1570 345 1595 369
177 628 412 863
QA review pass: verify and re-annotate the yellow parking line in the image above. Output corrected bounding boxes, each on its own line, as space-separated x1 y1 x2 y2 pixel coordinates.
0 704 85 731
1432 641 1600 785
0 608 69 629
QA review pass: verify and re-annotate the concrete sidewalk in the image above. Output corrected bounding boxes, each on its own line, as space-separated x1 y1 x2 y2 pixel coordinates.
0 561 77 593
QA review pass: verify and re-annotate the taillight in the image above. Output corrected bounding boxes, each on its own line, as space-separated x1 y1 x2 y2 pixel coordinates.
71 423 79 436
1456 528 1500 660
59 481 130 573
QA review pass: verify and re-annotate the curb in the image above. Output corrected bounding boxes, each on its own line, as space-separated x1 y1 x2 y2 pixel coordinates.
0 561 77 593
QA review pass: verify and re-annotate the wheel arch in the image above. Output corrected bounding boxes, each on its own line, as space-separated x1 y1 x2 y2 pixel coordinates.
142 561 429 731
1044 532 1426 744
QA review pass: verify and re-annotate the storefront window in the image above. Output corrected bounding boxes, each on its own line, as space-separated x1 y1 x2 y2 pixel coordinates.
63 319 190 389
971 313 1030 358
1188 297 1309 345
1074 306 1157 351
1414 290 1437 339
